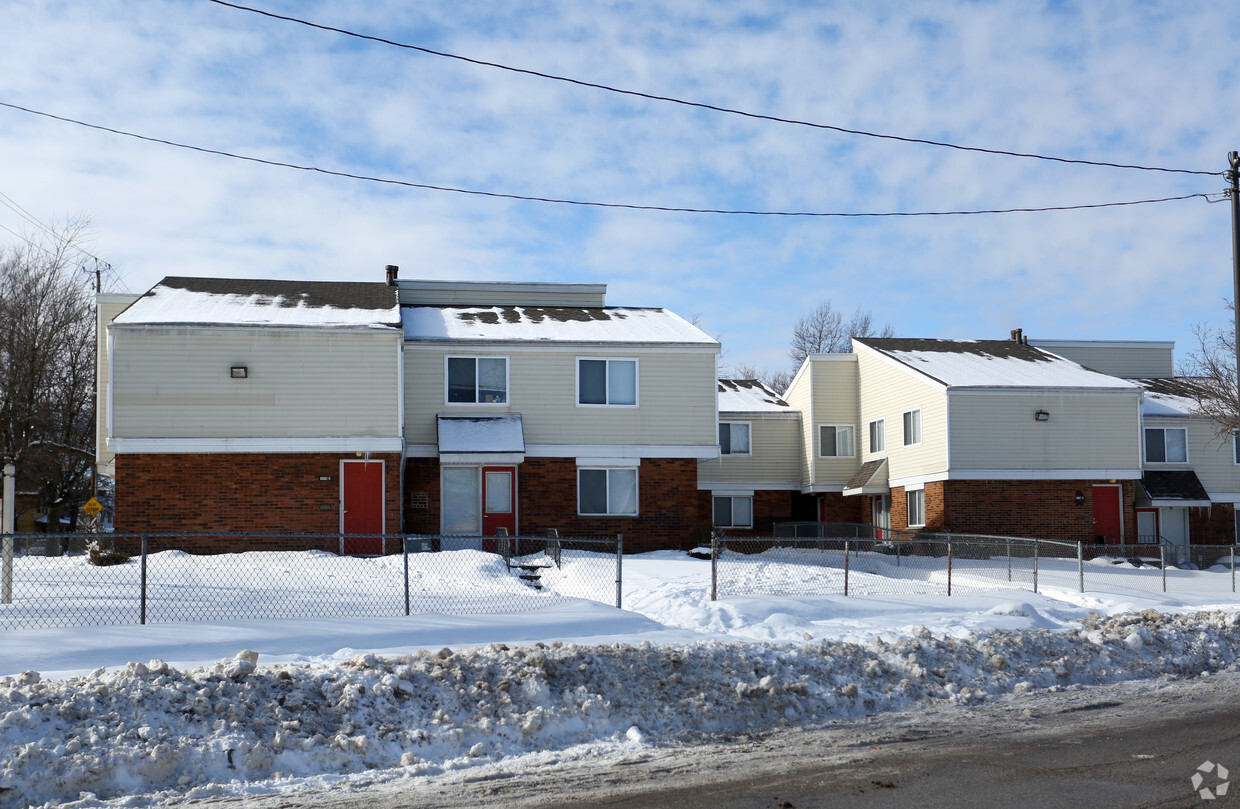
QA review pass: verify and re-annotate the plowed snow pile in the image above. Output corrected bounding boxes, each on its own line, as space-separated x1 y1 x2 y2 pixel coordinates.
4 609 1240 808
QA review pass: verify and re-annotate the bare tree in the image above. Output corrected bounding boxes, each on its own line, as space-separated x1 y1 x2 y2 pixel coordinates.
1179 300 1240 438
728 362 795 396
788 301 895 365
0 222 99 533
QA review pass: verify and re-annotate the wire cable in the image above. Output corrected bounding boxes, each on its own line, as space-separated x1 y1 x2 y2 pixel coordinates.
0 100 1212 217
207 0 1219 178
0 189 108 265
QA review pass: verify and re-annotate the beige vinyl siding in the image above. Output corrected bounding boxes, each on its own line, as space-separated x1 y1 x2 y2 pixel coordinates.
810 356 860 486
950 392 1141 471
111 328 401 438
698 415 802 487
1031 342 1174 379
96 295 142 472
856 350 947 479
783 366 815 486
1180 418 1240 494
404 347 717 447
399 282 606 308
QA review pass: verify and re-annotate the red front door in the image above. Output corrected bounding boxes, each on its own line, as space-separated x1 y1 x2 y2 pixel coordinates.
342 460 384 554
481 466 517 539
1092 484 1122 545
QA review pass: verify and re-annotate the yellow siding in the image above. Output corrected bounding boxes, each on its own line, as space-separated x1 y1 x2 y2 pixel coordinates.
783 366 815 486
950 392 1141 471
856 351 948 480
810 357 860 486
111 329 402 437
1151 417 1240 494
697 416 801 486
404 347 717 448
96 295 141 471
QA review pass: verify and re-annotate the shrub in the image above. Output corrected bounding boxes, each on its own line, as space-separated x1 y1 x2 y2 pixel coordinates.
87 539 129 567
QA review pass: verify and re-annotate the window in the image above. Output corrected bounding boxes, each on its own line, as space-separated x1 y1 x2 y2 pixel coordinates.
713 495 753 528
1234 433 1239 465
907 489 925 528
578 359 637 406
447 356 507 404
868 419 885 453
903 409 922 446
1145 427 1187 463
719 422 751 455
819 425 855 458
578 468 638 515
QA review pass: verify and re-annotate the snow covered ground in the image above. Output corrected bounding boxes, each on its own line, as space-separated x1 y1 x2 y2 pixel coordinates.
4 549 1240 808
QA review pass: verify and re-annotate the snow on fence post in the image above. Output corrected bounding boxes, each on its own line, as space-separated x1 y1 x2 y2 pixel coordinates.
615 534 623 609
403 537 410 617
844 540 850 597
140 535 148 626
1077 541 1084 594
710 530 718 602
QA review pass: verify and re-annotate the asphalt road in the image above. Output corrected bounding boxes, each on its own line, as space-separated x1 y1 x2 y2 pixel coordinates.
189 672 1240 809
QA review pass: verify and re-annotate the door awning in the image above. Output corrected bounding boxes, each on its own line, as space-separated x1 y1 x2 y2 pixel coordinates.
1136 470 1212 508
437 414 525 465
843 459 888 497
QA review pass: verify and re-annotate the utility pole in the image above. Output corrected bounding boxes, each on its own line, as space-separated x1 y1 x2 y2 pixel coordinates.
1229 152 1240 426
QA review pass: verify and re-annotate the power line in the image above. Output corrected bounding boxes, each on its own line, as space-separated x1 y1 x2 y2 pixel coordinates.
0 189 107 266
0 100 1212 217
208 0 1219 179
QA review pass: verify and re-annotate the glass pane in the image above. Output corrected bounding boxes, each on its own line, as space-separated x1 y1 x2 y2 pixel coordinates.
609 360 637 405
579 360 607 404
1166 429 1187 463
838 426 854 457
447 357 476 403
820 426 836 457
443 467 480 533
731 424 750 454
719 423 732 454
713 496 732 526
1145 428 1166 462
477 358 507 404
579 469 608 513
733 496 753 527
609 468 638 515
485 471 512 513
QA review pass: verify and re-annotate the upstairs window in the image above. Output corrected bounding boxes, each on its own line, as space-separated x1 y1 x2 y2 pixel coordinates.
447 357 508 404
819 425 856 458
1145 427 1187 463
578 359 637 406
719 423 751 455
903 409 922 446
869 419 886 454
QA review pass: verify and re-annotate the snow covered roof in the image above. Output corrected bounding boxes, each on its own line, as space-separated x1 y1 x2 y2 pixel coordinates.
1137 378 1206 418
437 415 525 454
856 338 1140 391
402 306 718 347
717 379 793 413
114 277 401 329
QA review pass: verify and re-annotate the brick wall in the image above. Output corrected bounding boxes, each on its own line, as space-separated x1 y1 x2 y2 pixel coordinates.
818 492 867 524
1190 503 1237 545
703 489 796 538
924 479 1136 544
114 453 401 535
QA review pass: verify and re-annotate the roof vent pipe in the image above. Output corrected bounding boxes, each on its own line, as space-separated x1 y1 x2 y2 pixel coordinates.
385 264 399 285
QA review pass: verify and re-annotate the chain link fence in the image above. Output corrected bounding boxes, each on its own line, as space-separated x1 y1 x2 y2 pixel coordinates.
712 523 1240 600
0 532 621 630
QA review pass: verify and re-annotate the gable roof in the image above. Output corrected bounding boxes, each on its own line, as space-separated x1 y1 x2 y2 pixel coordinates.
855 338 1139 390
402 305 717 346
717 379 793 413
115 277 401 329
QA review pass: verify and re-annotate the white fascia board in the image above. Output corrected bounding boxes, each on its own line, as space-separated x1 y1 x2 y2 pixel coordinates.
526 444 717 460
109 324 402 336
109 436 403 454
843 485 888 497
889 469 1144 487
1147 499 1213 508
698 481 800 492
404 341 719 355
718 410 800 420
440 452 527 466
948 387 1141 397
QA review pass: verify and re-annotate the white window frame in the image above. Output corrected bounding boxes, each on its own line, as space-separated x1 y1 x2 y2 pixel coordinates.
1233 433 1239 465
577 467 639 516
869 419 886 454
444 355 509 405
818 424 856 458
903 408 922 447
719 422 752 456
713 495 753 528
1144 426 1188 464
576 357 639 407
906 487 925 528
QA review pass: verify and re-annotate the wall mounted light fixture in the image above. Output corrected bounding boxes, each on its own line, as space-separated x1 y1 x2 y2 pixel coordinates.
1074 490 1085 506
1034 409 1050 421
230 366 248 379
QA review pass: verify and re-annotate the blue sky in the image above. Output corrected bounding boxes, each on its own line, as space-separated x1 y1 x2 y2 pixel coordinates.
1 1 1236 376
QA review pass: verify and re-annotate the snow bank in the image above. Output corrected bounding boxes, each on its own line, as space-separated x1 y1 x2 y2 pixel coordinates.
4 609 1240 807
